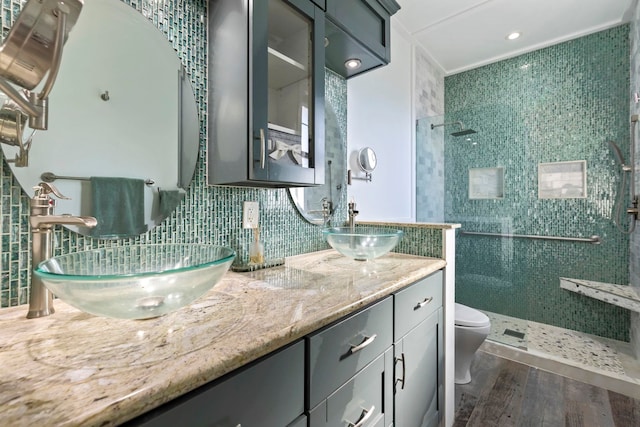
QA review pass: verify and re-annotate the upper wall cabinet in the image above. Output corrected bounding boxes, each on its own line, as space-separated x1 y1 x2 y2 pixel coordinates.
324 0 401 78
208 0 325 187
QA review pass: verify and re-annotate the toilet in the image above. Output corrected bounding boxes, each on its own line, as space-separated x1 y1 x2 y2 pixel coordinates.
454 303 491 384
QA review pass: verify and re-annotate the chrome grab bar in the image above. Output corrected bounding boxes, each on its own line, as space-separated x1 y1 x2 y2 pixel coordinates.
460 230 601 245
41 172 155 186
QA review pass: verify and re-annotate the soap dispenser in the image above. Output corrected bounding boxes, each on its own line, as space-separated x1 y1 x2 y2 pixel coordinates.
249 227 264 264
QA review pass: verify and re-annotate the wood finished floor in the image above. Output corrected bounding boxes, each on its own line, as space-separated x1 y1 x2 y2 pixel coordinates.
454 351 640 427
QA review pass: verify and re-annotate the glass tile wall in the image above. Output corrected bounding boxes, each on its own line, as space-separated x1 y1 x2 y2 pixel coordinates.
0 0 340 308
444 25 631 341
0 0 446 309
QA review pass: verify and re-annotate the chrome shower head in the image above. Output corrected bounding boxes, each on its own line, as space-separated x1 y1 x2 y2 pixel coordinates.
431 120 477 137
451 128 477 137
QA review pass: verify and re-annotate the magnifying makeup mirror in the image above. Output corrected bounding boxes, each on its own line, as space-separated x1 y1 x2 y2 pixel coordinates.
357 147 377 172
348 146 377 184
0 0 84 166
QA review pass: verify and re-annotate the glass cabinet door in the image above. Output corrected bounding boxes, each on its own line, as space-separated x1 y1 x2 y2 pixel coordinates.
252 0 324 185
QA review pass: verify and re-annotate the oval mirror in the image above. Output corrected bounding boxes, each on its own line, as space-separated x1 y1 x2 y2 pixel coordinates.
0 0 199 239
357 147 377 173
289 101 345 225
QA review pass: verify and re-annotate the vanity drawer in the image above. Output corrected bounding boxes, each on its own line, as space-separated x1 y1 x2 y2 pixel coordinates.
131 341 304 427
394 270 443 339
308 297 392 408
309 349 393 427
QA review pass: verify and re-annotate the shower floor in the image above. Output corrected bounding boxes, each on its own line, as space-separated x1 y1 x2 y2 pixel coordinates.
479 310 640 398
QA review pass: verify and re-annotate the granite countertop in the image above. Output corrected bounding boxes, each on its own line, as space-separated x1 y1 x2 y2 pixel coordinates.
0 249 446 426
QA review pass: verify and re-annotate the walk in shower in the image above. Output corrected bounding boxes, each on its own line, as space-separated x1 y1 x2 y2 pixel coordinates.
416 26 633 354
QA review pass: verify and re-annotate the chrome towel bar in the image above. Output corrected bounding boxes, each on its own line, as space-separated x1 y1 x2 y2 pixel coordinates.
41 171 155 186
460 230 601 245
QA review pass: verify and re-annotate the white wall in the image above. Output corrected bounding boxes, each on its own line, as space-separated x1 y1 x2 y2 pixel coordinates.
347 24 415 222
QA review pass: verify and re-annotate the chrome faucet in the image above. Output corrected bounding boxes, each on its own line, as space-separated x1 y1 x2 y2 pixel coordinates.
309 197 333 226
320 198 332 226
27 182 97 319
348 201 359 232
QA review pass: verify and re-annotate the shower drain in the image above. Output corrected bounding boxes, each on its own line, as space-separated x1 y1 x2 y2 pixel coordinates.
503 328 526 339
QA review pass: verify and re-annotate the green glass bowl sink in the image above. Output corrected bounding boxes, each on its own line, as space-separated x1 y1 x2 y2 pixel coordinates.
322 227 403 261
34 244 236 319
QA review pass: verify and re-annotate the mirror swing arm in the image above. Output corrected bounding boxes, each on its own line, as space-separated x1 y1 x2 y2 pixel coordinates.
0 1 73 167
347 168 372 184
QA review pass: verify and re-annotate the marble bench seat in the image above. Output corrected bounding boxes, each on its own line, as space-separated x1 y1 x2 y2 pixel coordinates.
560 277 640 313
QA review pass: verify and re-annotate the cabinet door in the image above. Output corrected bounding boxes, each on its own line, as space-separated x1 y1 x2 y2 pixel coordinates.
252 0 325 185
394 308 443 427
326 0 391 61
130 341 304 427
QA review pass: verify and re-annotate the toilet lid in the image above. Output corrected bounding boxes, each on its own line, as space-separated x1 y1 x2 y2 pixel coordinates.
455 303 490 327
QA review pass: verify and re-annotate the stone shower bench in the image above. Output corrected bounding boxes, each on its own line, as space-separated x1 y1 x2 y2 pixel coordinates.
560 277 640 313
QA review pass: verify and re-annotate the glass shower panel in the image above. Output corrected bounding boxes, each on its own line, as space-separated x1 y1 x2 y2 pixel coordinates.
417 97 631 348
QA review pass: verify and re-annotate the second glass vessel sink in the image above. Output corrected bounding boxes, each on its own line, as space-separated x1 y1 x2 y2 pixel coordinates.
322 227 403 261
34 244 236 319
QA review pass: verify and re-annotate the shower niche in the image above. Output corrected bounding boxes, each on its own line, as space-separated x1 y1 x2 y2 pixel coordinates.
538 160 587 199
469 167 504 200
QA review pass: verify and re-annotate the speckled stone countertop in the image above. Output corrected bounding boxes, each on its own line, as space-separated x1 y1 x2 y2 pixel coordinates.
0 250 445 426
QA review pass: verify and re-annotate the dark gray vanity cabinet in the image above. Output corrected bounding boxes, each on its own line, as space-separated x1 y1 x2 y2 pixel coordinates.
128 341 305 427
208 0 325 187
127 270 445 427
393 271 444 427
307 297 394 427
324 0 400 78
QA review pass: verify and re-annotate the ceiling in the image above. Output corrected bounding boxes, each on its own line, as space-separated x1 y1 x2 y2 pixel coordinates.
394 0 637 75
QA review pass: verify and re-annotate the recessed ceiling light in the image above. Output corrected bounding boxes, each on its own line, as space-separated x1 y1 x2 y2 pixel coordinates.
506 32 521 41
345 58 362 70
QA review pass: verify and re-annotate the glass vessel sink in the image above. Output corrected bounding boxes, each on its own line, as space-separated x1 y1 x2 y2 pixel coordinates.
322 227 403 261
34 244 236 319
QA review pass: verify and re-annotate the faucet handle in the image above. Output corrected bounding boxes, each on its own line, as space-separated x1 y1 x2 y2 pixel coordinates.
32 182 70 200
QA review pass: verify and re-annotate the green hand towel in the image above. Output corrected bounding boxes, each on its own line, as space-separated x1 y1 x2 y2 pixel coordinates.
158 189 185 218
89 177 147 238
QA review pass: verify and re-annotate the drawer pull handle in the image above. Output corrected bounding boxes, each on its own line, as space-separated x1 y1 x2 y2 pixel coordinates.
395 352 406 390
350 334 377 354
259 128 266 169
347 405 375 427
415 297 433 310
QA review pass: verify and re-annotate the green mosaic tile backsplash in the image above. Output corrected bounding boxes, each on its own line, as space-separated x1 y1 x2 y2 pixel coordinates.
444 25 631 341
0 0 446 310
0 0 349 308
